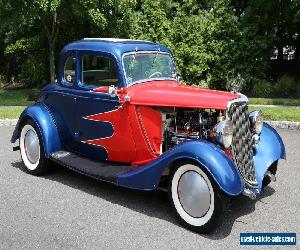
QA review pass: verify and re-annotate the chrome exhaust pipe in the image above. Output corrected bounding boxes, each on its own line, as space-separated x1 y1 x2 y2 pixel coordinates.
243 188 256 200
265 171 276 182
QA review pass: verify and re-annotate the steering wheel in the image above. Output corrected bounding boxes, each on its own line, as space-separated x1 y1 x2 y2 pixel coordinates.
148 71 162 78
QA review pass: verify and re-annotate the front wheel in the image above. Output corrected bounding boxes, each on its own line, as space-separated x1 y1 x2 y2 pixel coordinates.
19 120 50 175
168 163 225 233
262 161 278 188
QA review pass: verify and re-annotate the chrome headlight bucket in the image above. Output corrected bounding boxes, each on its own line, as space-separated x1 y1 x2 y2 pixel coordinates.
249 110 263 134
212 120 233 148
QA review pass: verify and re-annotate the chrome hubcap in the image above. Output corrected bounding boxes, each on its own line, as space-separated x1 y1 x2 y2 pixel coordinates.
24 129 40 164
177 170 211 218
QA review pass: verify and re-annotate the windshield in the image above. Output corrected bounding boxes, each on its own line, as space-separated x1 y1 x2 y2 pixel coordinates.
123 52 177 86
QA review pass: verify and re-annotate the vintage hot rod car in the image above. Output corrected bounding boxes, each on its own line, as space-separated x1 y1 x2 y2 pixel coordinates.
11 38 285 233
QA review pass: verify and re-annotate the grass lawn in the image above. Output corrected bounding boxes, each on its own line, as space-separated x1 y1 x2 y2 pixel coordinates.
249 106 300 122
0 88 37 106
0 106 25 119
249 98 300 106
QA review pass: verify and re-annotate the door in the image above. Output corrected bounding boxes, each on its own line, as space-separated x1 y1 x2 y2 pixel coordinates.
74 53 136 163
44 54 78 151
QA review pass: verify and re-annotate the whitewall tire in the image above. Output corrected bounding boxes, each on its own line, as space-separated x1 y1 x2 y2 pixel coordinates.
169 163 225 233
20 120 50 175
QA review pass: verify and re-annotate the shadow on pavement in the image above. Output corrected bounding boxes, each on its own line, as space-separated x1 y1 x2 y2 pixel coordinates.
12 160 275 239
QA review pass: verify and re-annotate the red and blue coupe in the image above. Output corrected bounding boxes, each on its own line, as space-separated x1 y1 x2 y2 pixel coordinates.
11 38 285 233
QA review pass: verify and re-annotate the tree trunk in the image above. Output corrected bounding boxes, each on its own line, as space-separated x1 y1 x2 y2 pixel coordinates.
49 42 55 83
295 42 300 61
277 45 283 61
43 11 59 84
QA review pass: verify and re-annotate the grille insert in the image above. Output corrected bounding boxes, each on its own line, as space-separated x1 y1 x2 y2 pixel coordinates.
228 102 257 186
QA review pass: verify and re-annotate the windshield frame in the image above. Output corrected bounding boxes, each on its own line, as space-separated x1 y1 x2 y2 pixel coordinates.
122 51 177 87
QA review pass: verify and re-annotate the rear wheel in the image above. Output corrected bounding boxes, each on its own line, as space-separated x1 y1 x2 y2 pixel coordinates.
168 163 225 233
19 120 50 175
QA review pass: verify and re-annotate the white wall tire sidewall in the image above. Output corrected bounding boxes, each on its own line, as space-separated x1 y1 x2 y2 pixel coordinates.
20 124 40 171
171 164 215 227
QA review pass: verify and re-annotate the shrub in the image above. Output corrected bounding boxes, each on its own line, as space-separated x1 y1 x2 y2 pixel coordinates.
274 75 299 98
252 80 273 97
198 80 210 89
20 56 48 87
226 73 246 92
243 75 260 94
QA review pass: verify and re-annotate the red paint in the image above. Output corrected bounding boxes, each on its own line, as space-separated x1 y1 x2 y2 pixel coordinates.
224 148 233 160
83 104 162 165
91 86 124 95
127 105 161 165
136 106 162 155
126 80 239 110
84 81 239 164
83 106 136 163
90 86 108 93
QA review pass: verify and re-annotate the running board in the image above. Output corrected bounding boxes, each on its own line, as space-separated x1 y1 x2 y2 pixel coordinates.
50 150 136 184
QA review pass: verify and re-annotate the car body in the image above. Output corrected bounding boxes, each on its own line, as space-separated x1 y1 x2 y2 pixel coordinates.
11 38 285 233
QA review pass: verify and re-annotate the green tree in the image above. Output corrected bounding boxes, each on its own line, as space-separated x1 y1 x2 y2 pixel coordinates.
0 0 300 92
130 0 174 48
82 0 137 38
133 0 241 88
0 0 137 84
0 0 75 83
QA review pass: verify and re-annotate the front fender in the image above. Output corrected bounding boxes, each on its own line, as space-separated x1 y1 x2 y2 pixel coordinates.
254 122 286 191
11 103 62 158
117 140 243 196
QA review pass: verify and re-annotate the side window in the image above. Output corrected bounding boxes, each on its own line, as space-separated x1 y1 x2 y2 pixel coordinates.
82 54 118 87
64 56 76 84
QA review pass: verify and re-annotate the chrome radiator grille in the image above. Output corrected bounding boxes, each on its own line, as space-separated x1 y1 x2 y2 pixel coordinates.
228 102 257 186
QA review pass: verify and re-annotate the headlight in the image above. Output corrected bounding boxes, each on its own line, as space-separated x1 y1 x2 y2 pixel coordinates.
249 110 263 134
212 120 233 148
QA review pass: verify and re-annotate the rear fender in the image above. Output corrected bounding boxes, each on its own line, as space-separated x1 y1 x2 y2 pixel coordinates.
117 140 243 196
11 103 62 158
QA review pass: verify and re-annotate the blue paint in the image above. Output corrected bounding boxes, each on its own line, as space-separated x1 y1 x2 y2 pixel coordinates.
59 39 172 88
117 140 243 196
117 122 286 195
10 102 108 161
11 104 62 158
42 85 77 150
75 89 119 142
40 83 119 161
253 122 286 191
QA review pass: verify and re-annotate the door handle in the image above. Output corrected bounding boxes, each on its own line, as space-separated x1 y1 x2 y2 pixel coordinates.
74 131 81 139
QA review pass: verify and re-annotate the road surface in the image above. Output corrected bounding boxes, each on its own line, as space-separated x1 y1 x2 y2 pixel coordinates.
0 126 299 249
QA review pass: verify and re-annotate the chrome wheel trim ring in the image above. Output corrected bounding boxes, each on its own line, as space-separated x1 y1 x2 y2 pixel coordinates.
177 170 211 218
171 164 214 227
20 124 40 170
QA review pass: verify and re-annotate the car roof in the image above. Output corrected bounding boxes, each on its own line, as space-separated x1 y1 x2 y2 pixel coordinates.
61 38 171 57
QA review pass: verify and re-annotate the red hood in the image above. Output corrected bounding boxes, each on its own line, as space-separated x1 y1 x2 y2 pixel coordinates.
125 80 241 110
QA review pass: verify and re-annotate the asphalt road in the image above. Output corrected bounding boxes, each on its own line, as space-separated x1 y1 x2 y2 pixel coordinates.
0 126 299 250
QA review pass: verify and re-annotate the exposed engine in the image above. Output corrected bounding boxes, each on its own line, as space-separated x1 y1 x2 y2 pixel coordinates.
159 108 223 151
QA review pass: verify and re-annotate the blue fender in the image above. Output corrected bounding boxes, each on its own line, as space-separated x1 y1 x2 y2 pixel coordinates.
11 103 62 158
253 122 286 191
117 140 243 196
